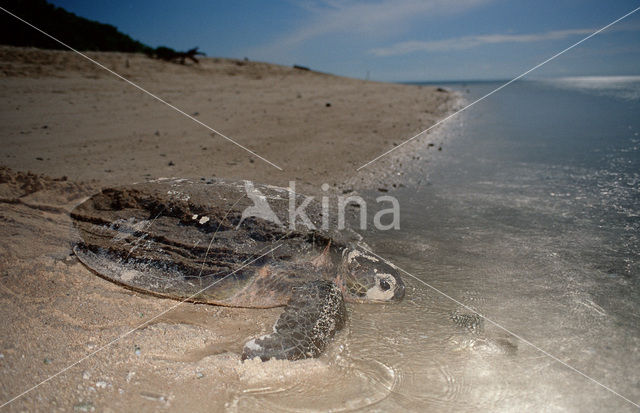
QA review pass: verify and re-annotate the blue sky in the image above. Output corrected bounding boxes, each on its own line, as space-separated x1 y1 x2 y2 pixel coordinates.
49 0 640 81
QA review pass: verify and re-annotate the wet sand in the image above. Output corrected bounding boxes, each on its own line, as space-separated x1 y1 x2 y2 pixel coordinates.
0 46 458 411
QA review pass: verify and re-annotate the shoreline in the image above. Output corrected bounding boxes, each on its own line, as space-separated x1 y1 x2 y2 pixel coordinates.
0 46 460 411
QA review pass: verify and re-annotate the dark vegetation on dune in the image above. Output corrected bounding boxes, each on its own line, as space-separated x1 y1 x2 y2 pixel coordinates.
1 0 205 63
1 0 152 53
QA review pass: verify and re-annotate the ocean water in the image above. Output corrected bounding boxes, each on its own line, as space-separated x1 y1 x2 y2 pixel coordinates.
235 78 640 412
358 77 640 411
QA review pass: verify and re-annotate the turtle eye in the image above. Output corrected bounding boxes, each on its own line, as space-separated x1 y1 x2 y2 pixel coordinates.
379 279 390 291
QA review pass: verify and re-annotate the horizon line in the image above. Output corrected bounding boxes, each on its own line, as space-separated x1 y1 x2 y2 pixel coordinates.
397 74 640 84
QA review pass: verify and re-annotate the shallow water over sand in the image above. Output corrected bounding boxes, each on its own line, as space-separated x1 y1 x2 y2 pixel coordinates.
235 79 640 411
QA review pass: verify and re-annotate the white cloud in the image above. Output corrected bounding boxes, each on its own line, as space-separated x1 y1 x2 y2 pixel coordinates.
249 0 492 60
369 28 600 56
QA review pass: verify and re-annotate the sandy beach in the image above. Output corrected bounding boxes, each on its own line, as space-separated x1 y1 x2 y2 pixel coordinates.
0 46 458 411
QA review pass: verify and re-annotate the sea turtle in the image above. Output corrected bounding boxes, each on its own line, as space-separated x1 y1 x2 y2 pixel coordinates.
70 178 405 361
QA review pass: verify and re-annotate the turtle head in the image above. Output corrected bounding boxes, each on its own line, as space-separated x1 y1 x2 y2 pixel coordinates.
338 248 405 303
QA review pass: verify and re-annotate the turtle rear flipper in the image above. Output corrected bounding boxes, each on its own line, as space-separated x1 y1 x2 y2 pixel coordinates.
242 280 346 361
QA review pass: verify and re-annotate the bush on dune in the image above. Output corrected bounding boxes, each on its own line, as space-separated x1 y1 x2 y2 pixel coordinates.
0 0 153 53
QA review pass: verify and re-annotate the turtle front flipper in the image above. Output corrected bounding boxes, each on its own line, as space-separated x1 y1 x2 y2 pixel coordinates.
242 280 346 361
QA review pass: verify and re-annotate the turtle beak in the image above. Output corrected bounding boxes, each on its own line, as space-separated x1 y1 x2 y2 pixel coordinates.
393 279 405 300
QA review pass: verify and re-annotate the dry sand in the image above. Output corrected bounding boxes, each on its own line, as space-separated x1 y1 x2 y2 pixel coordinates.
0 46 459 411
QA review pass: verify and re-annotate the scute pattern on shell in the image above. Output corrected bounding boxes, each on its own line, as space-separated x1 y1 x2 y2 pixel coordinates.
70 178 358 307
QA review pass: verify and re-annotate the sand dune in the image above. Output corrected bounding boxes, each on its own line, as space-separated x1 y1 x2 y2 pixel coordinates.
0 46 457 193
